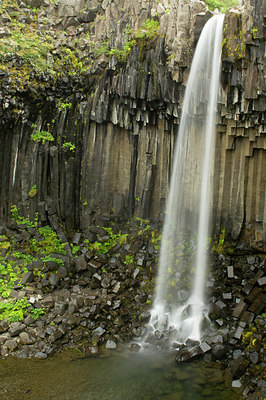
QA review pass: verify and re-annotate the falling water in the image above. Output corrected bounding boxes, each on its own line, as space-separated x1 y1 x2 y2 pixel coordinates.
147 15 224 345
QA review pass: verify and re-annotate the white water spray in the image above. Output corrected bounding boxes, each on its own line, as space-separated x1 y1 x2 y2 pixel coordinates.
147 15 224 345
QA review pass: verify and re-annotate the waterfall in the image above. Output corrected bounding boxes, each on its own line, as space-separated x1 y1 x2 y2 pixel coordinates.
146 15 224 346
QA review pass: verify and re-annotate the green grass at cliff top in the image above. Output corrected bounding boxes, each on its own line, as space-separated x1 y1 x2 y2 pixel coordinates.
204 0 239 12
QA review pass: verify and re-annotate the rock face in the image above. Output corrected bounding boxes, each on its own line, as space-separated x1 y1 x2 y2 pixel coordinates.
0 0 265 249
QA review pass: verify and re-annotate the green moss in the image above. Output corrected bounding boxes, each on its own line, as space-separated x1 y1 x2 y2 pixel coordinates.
0 18 54 72
251 27 258 39
222 25 246 61
31 225 67 255
94 18 160 63
29 184 38 198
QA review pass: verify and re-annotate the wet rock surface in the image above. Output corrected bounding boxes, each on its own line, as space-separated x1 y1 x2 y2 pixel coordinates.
130 248 265 399
0 220 265 399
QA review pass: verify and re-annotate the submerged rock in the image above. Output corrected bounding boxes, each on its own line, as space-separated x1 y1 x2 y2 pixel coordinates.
34 352 47 359
130 343 141 353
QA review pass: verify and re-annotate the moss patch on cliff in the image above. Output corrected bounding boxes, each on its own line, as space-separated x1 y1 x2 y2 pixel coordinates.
94 18 160 63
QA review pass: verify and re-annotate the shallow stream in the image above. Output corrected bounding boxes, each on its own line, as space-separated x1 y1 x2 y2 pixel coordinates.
0 348 241 400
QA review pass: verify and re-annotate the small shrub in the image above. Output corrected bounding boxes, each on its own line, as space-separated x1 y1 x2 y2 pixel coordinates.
31 130 54 145
62 142 76 151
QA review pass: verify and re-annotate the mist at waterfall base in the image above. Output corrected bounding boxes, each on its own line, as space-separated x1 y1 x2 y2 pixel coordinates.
145 15 225 347
0 349 241 400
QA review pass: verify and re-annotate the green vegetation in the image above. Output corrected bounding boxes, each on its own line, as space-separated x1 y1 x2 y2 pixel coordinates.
0 208 70 323
212 228 225 254
40 255 64 267
29 184 38 198
57 101 72 111
11 205 38 228
151 230 162 251
30 225 67 256
0 298 43 323
31 130 54 145
0 0 90 95
55 48 87 77
204 0 239 12
251 27 258 39
242 314 266 396
84 218 161 275
134 19 160 40
86 227 128 255
0 16 54 72
124 254 135 265
62 142 76 151
211 228 234 255
0 260 44 322
95 18 160 63
70 244 80 255
242 314 266 351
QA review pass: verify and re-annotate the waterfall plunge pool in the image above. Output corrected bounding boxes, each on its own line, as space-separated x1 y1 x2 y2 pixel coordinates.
0 348 241 400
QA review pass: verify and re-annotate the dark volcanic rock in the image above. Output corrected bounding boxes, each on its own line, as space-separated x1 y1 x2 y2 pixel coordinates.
175 345 203 362
212 344 227 360
229 355 250 379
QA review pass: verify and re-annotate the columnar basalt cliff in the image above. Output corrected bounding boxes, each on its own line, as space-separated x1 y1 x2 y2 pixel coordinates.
0 0 265 249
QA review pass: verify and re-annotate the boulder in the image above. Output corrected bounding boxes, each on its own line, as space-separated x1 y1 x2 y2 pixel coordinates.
9 322 26 336
212 344 227 360
74 254 87 272
19 332 33 345
229 355 250 379
0 318 8 333
175 346 203 362
105 340 117 349
5 339 18 351
49 274 60 286
130 343 141 353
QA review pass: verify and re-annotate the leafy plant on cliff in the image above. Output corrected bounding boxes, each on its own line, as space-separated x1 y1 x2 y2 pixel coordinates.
135 19 160 40
204 0 239 12
57 101 72 111
62 142 76 151
31 130 54 145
